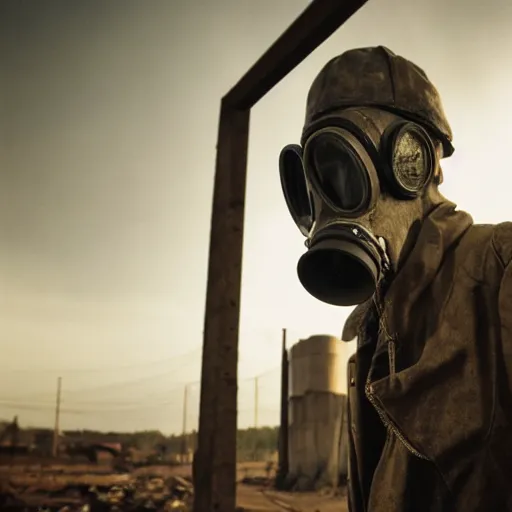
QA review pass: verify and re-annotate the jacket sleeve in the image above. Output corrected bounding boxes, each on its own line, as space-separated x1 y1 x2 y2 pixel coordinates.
499 260 512 393
495 222 512 395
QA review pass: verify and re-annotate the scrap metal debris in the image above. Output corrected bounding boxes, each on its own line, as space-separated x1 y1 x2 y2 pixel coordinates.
0 473 193 511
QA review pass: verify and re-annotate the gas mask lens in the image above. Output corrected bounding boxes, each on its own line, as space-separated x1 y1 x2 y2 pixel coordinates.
305 131 370 215
279 144 314 237
384 123 434 198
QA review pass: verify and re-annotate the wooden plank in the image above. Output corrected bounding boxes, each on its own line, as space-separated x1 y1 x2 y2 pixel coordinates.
195 1 370 510
193 103 250 512
277 329 289 488
224 0 369 110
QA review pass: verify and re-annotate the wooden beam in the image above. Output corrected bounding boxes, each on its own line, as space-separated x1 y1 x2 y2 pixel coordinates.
194 0 369 510
193 103 250 512
277 329 290 488
224 0 369 110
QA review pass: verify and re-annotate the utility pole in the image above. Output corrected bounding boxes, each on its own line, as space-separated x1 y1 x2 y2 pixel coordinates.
254 377 259 428
181 384 189 461
52 376 62 458
277 329 289 488
193 1 369 510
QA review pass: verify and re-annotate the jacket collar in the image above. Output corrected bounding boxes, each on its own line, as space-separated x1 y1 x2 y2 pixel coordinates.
342 201 473 343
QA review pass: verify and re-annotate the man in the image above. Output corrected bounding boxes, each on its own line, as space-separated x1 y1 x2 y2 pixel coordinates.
279 46 512 511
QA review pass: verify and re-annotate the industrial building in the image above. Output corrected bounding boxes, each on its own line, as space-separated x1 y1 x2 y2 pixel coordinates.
287 334 355 489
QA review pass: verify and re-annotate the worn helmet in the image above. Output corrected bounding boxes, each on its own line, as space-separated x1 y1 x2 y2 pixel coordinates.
302 46 454 158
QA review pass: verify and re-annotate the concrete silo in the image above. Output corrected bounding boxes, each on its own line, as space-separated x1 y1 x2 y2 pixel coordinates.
287 334 354 489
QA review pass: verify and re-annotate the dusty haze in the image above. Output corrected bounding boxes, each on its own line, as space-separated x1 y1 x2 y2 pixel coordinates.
0 0 510 433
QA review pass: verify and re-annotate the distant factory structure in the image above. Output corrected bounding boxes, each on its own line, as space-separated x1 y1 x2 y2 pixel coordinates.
286 334 354 489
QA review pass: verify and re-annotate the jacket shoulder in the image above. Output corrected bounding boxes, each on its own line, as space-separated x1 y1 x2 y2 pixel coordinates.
491 222 512 267
456 222 512 281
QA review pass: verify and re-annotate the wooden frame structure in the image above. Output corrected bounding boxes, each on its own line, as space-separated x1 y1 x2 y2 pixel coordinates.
193 1 369 510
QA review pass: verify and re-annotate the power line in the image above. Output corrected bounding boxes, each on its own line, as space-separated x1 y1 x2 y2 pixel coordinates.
0 377 201 408
1 365 278 403
1 326 277 376
1 378 202 404
240 365 280 381
4 374 201 402
0 364 281 420
64 373 198 395
1 327 280 376
0 345 203 374
0 398 187 415
0 390 279 416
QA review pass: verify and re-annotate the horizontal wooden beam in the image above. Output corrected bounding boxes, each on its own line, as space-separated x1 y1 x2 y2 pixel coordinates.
223 0 369 110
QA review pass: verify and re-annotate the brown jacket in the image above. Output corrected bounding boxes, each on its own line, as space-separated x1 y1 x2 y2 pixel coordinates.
344 202 512 511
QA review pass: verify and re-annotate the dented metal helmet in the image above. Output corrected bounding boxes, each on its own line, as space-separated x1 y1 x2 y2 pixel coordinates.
302 46 454 158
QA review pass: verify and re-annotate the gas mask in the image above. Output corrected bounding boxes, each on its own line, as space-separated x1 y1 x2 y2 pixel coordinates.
279 107 438 307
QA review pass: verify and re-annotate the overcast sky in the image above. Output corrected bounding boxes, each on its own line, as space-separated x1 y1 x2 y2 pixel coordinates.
0 0 511 434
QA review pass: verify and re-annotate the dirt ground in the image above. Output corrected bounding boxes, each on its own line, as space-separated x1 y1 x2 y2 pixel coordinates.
0 460 348 511
168 462 348 511
237 485 348 512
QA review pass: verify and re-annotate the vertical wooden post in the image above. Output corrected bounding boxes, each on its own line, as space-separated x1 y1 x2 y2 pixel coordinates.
277 329 289 487
181 384 188 461
193 2 369 509
52 376 62 458
254 377 259 428
193 103 250 512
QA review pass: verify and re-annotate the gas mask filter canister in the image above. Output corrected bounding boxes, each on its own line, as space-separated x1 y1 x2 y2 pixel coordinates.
279 114 436 307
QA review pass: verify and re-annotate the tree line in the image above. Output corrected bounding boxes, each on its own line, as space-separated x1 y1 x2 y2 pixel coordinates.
62 426 279 461
0 417 279 462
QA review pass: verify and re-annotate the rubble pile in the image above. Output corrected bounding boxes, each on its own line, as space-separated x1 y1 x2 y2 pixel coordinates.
0 473 193 511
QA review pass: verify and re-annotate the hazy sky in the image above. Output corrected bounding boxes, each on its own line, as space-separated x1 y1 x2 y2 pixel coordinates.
0 0 511 434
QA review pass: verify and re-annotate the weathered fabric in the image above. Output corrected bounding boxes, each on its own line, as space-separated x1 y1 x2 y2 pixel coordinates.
345 201 512 511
